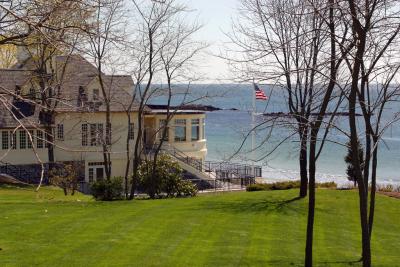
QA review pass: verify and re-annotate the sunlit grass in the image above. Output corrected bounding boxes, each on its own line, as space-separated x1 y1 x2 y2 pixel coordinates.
0 186 399 266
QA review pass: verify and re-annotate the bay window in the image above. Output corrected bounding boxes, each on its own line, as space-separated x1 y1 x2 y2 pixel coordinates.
191 119 200 141
174 119 186 142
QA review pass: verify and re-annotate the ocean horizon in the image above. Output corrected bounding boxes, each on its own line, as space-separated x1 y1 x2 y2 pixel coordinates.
150 84 400 186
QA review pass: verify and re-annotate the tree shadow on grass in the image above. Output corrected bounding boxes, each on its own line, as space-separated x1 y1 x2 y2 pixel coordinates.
195 195 305 215
318 259 361 266
263 259 361 267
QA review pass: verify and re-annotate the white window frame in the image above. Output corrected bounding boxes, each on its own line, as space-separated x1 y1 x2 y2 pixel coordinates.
106 123 111 145
82 124 88 146
128 123 135 140
174 119 186 142
57 124 64 140
10 131 17 149
1 131 9 150
19 130 27 149
88 168 94 183
191 119 200 141
37 130 44 148
202 118 206 140
97 123 103 145
28 130 34 149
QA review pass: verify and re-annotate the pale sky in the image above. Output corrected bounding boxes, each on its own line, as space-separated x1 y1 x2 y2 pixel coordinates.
180 0 239 82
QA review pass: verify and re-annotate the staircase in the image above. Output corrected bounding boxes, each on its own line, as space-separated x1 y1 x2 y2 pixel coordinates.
157 143 262 191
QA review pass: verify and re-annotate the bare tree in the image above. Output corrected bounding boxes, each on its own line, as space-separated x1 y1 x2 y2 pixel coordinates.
83 0 126 180
342 1 400 265
228 1 352 265
0 1 35 45
226 0 334 198
145 6 205 198
128 0 190 199
0 0 94 189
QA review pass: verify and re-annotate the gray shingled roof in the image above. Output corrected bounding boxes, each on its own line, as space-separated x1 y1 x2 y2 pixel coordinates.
49 55 138 112
0 69 39 128
0 55 139 128
0 69 34 91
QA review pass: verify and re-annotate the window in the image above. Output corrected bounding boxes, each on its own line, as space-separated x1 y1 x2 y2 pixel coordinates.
128 123 135 140
82 124 88 146
191 119 200 141
78 86 87 107
19 130 27 149
10 131 16 149
174 119 186 142
97 123 103 145
37 130 44 148
93 89 99 101
57 124 64 140
88 168 94 183
89 124 104 146
90 124 97 146
96 168 104 181
87 124 104 146
28 130 34 148
106 123 111 145
88 162 105 166
202 118 205 139
45 132 50 148
2 131 8 149
88 162 110 183
88 102 100 112
158 119 169 141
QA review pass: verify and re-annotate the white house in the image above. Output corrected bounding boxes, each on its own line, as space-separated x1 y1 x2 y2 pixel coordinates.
0 53 207 183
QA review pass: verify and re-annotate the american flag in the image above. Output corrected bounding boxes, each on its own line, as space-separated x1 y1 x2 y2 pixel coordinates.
254 83 268 100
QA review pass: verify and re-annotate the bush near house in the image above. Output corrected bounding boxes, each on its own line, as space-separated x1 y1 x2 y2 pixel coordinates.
138 155 198 198
246 180 337 192
49 162 80 196
90 176 123 201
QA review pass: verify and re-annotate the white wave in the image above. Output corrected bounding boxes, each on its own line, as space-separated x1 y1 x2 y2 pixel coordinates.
260 167 400 186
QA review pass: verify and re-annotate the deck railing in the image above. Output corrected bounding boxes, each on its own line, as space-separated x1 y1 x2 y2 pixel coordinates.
150 143 262 181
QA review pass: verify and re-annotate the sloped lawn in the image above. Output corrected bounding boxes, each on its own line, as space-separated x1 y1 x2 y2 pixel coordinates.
0 186 399 266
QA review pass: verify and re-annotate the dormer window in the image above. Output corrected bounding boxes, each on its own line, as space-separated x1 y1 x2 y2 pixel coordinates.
77 86 87 107
93 89 99 101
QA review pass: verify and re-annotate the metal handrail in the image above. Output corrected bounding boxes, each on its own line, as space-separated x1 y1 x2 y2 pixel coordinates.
158 143 262 180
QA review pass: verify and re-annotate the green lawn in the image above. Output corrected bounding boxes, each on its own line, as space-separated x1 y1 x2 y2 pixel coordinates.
0 186 399 267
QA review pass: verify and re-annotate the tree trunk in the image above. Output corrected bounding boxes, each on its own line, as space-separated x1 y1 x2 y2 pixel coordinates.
129 109 144 200
45 125 54 162
299 130 308 198
347 1 371 263
348 43 371 267
368 138 378 239
124 114 132 199
363 128 371 195
305 129 317 267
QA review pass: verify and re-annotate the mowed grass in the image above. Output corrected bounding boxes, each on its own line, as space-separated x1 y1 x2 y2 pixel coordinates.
0 186 399 267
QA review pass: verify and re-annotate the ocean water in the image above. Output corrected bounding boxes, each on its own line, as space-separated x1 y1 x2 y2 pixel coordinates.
150 84 400 185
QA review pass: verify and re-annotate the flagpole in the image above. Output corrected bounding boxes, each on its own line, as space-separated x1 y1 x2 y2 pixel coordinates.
252 79 256 172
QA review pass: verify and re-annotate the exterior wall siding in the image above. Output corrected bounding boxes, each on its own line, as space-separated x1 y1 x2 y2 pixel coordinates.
151 113 207 161
0 111 207 183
